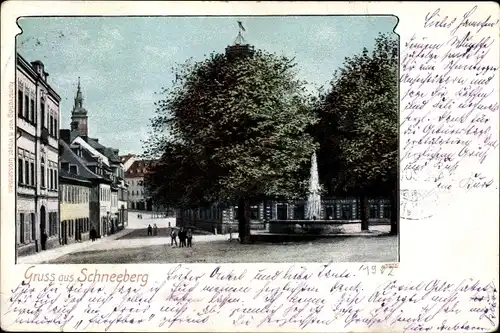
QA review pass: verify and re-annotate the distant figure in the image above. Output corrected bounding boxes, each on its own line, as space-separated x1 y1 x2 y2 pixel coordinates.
171 228 178 247
313 216 317 221
137 213 140 219
153 223 158 236
147 224 152 236
168 222 171 227
186 228 193 247
90 228 97 242
41 230 48 250
179 227 187 247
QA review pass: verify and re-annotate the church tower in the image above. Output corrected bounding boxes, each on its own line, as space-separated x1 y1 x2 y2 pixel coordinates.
70 77 88 137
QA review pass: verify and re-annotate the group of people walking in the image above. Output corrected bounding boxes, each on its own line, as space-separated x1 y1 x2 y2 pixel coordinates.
170 226 193 248
146 223 193 248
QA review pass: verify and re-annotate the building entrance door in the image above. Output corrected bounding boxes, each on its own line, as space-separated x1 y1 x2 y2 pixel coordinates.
277 204 288 220
40 206 46 250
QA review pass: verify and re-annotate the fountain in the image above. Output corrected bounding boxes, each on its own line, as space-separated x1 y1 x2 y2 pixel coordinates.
305 151 322 220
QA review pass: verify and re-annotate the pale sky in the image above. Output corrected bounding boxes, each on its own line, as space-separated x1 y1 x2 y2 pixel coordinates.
17 16 397 155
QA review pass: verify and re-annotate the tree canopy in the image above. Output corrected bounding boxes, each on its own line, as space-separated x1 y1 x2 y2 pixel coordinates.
143 49 318 214
315 33 398 197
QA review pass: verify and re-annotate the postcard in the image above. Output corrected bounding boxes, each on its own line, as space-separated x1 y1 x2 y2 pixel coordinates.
1 1 498 332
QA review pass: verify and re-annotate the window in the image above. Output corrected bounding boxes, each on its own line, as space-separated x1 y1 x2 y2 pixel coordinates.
24 160 29 185
30 99 35 124
18 157 23 184
383 205 391 219
19 213 25 244
49 115 54 136
369 204 379 219
341 204 351 220
49 168 53 190
325 206 334 219
55 119 58 138
31 213 36 240
55 169 58 189
61 162 69 172
24 95 29 119
41 159 45 188
293 204 305 220
48 212 58 236
18 90 23 117
30 162 35 186
70 165 77 174
41 101 45 128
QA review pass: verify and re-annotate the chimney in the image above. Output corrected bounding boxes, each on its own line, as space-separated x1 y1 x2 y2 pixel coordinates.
60 129 71 143
113 149 119 155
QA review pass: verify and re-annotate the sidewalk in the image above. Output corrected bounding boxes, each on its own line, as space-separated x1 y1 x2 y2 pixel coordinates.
17 227 135 264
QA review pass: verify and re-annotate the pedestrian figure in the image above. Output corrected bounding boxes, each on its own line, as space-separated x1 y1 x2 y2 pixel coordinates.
187 228 193 247
147 224 152 236
90 228 97 242
179 227 186 247
153 223 158 236
171 227 178 247
137 213 140 219
41 230 48 250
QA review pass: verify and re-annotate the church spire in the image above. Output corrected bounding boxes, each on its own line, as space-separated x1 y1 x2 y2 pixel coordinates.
71 76 89 137
74 77 83 110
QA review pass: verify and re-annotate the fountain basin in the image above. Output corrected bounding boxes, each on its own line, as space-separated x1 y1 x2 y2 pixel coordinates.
268 219 347 234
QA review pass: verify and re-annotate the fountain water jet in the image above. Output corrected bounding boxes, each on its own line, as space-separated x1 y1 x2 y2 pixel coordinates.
305 152 322 220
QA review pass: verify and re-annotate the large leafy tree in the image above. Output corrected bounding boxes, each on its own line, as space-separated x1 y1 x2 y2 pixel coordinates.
144 49 317 242
316 33 398 234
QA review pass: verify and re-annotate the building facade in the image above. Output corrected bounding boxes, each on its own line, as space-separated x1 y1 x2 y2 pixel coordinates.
124 159 153 211
59 170 91 244
177 198 392 234
16 54 61 257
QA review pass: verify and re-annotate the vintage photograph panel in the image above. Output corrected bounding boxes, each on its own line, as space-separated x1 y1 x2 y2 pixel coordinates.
15 16 399 264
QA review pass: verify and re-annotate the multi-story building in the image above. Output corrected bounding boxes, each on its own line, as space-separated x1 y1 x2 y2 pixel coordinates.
16 54 61 257
60 130 113 239
58 140 92 244
177 198 392 234
124 159 153 211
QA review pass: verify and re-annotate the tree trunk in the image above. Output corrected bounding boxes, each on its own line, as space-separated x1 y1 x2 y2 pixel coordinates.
238 197 252 243
360 195 369 231
390 189 398 235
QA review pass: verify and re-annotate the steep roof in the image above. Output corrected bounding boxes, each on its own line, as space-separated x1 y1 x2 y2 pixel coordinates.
85 137 106 150
120 154 135 163
125 159 155 178
59 139 112 183
103 147 121 163
84 137 121 163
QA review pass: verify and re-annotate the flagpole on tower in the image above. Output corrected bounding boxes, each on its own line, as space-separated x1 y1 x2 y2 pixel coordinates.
235 20 247 45
226 20 254 58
